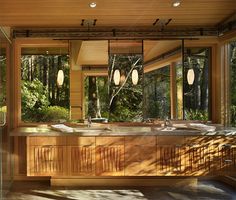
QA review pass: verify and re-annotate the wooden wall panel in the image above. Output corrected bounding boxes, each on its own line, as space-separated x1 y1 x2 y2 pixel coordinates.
157 136 185 176
95 137 125 176
184 136 213 176
68 137 95 176
125 136 156 176
211 136 236 176
70 40 83 120
70 146 95 176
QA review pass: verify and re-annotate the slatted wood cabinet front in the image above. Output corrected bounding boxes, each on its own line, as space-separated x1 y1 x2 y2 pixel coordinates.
27 136 236 177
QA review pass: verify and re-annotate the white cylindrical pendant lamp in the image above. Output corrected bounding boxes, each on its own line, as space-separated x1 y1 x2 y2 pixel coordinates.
113 69 120 85
57 70 64 87
187 69 195 85
132 69 139 85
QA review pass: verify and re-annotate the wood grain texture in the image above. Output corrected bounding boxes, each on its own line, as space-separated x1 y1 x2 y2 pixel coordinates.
26 135 236 179
70 146 95 176
0 0 235 27
157 136 185 176
95 137 124 176
125 136 157 176
185 136 213 176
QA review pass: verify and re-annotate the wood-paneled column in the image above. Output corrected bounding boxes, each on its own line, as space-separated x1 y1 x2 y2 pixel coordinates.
70 41 83 120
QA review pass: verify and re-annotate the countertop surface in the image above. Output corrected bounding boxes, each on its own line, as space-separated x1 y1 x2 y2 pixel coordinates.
10 124 236 136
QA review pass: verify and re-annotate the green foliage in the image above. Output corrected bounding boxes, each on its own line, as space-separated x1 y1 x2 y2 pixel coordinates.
0 54 7 108
109 54 143 122
21 79 49 121
42 106 69 122
185 109 208 121
144 65 171 119
183 47 210 121
230 42 236 126
230 105 236 126
21 54 70 122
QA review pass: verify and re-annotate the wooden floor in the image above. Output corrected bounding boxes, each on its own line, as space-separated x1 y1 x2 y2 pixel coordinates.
3 180 236 200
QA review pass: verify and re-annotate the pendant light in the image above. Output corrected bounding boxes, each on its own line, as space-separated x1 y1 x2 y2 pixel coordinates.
132 69 139 85
187 69 195 85
57 70 64 87
113 69 120 85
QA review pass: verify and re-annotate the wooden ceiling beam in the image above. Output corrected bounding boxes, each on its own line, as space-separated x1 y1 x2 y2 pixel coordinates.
13 27 220 40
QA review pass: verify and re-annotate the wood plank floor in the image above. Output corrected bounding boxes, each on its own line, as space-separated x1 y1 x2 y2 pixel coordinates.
3 180 236 200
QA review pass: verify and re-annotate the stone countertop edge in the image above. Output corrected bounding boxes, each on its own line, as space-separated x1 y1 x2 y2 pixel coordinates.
10 127 236 137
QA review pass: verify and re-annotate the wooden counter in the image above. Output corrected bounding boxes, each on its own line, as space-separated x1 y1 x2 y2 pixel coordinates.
11 126 236 186
26 135 236 177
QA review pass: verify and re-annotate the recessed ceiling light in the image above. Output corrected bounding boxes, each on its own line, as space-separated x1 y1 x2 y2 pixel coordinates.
89 2 97 8
173 1 181 7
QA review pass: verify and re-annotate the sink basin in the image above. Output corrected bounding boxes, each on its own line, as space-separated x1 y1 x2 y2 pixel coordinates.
73 127 112 133
111 126 152 133
152 126 200 132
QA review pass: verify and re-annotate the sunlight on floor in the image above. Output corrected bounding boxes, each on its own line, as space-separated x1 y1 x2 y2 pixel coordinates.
4 181 236 200
31 189 146 200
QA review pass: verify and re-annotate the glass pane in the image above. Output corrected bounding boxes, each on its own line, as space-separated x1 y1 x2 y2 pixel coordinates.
230 41 236 126
175 62 183 119
84 76 109 121
21 47 70 122
108 40 143 122
0 30 12 199
143 40 182 120
183 47 211 121
144 65 171 119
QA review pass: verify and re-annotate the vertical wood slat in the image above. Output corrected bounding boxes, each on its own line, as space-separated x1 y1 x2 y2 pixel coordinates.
159 146 182 173
71 146 95 175
30 146 65 176
96 145 124 176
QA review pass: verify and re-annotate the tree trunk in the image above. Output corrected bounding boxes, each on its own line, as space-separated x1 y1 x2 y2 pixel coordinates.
51 56 55 105
88 76 97 118
27 57 30 81
56 56 61 105
43 56 47 86
200 53 209 111
96 78 102 118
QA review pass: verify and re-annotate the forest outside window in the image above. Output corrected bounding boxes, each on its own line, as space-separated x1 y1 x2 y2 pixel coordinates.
183 47 211 121
0 47 6 115
21 47 70 122
229 41 236 126
143 65 171 119
84 75 109 122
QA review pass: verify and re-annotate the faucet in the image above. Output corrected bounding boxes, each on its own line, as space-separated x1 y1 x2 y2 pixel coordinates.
87 116 92 127
164 117 171 128
144 118 152 123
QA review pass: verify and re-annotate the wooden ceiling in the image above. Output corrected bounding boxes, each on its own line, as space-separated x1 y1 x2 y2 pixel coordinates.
0 0 235 28
144 40 181 62
75 40 182 65
77 41 108 65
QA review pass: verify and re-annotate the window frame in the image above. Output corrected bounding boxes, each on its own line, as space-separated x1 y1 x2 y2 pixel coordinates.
13 39 68 127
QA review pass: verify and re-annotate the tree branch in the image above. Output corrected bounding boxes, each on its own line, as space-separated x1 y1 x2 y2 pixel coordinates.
109 58 141 107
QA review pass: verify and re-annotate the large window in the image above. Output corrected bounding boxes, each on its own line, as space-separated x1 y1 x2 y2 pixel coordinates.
183 47 211 121
21 47 70 122
144 66 171 119
0 47 6 115
230 41 236 126
84 76 109 120
108 40 143 122
176 62 183 119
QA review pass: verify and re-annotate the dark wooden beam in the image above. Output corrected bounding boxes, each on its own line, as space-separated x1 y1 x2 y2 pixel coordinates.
13 27 219 40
